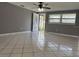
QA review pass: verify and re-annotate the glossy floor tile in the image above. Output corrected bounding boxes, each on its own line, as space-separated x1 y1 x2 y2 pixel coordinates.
0 31 79 57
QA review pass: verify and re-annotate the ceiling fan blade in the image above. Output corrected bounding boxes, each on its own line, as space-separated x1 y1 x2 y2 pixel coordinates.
33 2 51 10
44 3 48 6
43 7 51 9
33 4 38 6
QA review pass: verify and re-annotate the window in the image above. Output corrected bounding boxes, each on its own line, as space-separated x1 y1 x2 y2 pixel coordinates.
49 19 60 23
62 14 76 24
49 14 61 23
49 13 76 24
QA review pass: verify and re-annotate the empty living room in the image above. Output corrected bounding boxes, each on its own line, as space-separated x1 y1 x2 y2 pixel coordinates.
0 0 79 58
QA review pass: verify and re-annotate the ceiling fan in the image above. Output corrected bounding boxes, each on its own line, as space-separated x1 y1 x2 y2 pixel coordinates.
33 2 51 12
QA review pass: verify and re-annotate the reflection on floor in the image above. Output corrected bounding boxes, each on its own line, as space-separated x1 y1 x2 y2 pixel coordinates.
0 31 79 57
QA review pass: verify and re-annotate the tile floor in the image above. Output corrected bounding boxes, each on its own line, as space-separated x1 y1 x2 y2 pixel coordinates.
0 31 79 57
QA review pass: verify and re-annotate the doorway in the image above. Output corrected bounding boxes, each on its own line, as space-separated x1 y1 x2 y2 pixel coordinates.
38 13 45 31
32 13 46 32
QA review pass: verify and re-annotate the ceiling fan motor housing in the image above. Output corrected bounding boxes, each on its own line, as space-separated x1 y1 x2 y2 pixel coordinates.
39 2 43 8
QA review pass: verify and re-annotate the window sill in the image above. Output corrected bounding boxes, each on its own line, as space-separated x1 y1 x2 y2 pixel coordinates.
48 23 75 25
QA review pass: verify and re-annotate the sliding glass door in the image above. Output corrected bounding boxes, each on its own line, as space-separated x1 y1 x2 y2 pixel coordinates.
39 13 46 31
33 13 39 32
32 13 46 32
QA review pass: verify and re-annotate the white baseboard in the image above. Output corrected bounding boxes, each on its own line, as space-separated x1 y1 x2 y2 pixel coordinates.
0 31 31 36
0 31 79 38
48 32 79 38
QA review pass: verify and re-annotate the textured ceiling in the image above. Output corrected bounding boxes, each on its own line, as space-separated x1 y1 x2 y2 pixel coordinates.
9 2 79 12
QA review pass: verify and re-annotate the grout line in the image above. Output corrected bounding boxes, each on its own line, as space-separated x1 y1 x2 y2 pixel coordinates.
21 38 25 57
0 37 13 54
8 38 20 57
31 32 35 57
31 33 34 57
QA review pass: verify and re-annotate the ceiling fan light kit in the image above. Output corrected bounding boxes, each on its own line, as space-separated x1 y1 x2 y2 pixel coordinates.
38 8 44 12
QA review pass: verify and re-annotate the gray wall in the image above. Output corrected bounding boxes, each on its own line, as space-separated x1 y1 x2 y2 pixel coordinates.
0 2 32 34
45 10 79 36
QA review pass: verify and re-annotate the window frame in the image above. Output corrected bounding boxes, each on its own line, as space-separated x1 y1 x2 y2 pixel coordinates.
61 13 76 24
48 14 62 24
48 13 76 25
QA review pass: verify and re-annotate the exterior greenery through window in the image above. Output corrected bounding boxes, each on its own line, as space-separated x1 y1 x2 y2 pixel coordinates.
49 13 76 24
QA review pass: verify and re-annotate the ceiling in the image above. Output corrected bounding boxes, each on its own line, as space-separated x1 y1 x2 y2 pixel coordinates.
9 2 79 12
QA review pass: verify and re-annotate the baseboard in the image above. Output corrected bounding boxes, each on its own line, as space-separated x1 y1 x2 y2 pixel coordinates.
48 32 79 38
0 31 31 36
0 31 79 38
